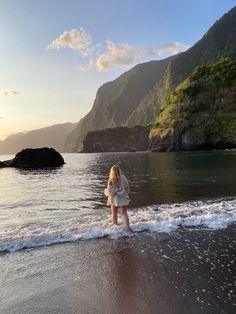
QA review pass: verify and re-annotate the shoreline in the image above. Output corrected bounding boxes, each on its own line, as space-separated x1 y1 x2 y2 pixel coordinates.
0 224 235 314
1 195 236 253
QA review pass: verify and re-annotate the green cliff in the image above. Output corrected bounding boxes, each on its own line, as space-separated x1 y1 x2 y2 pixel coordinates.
149 58 236 151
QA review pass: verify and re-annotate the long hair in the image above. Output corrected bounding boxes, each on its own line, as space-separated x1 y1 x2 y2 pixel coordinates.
109 165 121 189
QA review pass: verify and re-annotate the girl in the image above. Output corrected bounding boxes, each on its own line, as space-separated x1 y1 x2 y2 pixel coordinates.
105 165 131 230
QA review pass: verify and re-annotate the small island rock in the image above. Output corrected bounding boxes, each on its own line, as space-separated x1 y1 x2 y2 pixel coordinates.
0 147 64 169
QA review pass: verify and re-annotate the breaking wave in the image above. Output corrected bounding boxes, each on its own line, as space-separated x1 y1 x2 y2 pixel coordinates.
1 197 236 252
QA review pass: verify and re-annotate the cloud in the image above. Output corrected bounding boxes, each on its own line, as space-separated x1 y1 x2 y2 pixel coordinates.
95 41 190 71
47 28 93 57
0 90 20 96
155 42 190 56
96 41 136 71
47 28 190 71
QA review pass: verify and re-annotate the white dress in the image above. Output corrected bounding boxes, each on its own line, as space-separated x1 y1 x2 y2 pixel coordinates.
107 175 130 206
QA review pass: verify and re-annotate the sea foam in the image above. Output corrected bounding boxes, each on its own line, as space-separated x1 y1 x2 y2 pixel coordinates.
0 197 236 252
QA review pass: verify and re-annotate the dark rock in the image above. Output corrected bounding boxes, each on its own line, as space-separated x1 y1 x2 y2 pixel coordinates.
0 147 64 169
0 161 6 168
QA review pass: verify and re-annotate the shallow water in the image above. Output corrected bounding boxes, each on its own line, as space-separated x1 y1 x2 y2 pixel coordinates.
0 151 236 252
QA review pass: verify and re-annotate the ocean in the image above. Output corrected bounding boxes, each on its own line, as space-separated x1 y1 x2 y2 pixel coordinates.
0 150 236 253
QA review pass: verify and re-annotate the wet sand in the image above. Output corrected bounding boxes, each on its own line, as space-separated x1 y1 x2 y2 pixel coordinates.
0 225 236 314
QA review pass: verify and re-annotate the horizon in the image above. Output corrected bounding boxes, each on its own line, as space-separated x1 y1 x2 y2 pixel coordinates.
1 0 235 140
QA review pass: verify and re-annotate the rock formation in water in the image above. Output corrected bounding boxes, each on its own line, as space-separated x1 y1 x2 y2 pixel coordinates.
0 147 65 169
149 58 236 151
64 6 236 153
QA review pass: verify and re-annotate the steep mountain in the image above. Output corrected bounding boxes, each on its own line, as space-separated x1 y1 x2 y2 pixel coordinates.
64 57 174 152
65 6 236 152
130 6 236 124
0 122 76 155
149 58 236 151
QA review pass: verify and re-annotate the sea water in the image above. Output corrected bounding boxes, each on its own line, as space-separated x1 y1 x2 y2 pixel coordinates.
0 151 236 252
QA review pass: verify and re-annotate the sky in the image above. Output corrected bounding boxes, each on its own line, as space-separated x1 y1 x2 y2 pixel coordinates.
0 0 235 140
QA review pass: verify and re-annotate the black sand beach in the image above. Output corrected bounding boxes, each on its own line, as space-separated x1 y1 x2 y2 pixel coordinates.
1 225 236 314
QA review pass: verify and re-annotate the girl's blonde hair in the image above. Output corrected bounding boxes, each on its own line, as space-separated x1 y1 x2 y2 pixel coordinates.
109 165 121 189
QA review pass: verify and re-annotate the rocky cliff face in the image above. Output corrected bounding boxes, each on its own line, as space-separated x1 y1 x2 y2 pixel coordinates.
64 58 173 152
82 126 150 153
149 58 236 151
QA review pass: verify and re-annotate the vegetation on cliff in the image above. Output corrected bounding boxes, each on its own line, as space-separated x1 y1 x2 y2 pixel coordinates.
149 58 236 151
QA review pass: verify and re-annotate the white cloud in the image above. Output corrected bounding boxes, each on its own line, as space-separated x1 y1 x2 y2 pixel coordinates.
95 41 190 71
96 41 136 71
47 28 93 57
155 42 190 56
0 90 20 96
47 28 190 71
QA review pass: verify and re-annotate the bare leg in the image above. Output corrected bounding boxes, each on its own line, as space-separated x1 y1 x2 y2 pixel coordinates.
111 206 118 225
121 206 130 230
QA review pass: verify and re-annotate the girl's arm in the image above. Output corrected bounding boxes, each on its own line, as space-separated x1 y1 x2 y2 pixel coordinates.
107 180 116 196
